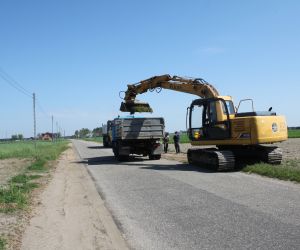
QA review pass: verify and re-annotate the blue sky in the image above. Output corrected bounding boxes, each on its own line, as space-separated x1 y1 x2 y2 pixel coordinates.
0 0 299 137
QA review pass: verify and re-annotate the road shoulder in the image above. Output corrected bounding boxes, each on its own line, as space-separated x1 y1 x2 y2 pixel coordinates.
21 143 128 250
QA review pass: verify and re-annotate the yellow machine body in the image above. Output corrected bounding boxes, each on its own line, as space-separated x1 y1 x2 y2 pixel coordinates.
191 115 288 146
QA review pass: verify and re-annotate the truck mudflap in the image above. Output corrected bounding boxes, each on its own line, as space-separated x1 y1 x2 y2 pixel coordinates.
151 144 163 155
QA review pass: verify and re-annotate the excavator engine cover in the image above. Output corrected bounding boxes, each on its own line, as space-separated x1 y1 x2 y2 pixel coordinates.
120 101 153 114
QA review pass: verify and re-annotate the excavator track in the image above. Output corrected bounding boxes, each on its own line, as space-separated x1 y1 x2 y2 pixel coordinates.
187 148 235 171
217 145 283 165
260 146 283 164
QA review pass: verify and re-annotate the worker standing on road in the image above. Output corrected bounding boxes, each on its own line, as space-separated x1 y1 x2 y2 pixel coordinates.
163 132 169 153
173 131 180 154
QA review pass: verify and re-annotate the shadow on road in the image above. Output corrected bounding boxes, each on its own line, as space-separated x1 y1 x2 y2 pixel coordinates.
140 164 215 173
75 155 148 165
75 153 260 173
87 146 106 149
75 155 223 173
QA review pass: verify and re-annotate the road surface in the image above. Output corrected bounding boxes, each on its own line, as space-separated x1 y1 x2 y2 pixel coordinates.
73 140 300 250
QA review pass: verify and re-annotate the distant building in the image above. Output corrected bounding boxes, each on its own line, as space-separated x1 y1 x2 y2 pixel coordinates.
40 132 55 141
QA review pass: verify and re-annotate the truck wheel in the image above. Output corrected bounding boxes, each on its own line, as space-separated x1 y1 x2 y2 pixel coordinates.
154 155 161 160
149 154 161 160
149 154 155 160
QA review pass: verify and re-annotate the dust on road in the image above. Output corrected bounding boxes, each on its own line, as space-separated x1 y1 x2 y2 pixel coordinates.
20 144 128 250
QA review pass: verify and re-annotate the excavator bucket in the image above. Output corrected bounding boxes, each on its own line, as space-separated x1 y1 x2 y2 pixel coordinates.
120 101 153 114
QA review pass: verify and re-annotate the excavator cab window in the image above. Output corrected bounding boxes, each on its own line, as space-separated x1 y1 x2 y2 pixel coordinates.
189 98 231 141
222 101 235 115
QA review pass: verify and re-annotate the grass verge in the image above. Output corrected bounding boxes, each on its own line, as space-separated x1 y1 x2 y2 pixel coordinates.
0 140 69 213
242 160 300 183
0 237 6 250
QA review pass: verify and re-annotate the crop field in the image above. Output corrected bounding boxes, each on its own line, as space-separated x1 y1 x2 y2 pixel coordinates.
0 140 69 160
288 129 300 138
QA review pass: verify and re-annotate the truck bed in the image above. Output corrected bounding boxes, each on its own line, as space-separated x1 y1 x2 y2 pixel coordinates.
112 117 164 140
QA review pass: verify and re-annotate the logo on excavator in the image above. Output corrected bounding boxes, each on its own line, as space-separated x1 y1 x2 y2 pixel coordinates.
272 123 278 132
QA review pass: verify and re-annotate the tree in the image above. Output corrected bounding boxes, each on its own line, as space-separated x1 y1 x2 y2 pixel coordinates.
18 134 23 140
11 134 18 140
92 127 102 137
79 128 91 138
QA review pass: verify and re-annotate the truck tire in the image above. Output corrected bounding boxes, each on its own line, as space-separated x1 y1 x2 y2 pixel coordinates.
103 136 108 147
149 154 161 160
154 155 161 160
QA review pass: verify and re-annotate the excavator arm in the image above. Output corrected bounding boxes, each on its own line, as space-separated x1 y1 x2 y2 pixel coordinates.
120 74 220 113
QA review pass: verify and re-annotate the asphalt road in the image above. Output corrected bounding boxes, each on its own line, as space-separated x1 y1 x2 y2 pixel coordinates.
73 140 300 250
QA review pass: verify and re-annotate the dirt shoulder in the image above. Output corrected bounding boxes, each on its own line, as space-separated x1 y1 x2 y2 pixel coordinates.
20 144 128 250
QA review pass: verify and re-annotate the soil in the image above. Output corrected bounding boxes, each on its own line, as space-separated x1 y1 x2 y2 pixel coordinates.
20 144 128 250
0 159 33 185
0 159 33 250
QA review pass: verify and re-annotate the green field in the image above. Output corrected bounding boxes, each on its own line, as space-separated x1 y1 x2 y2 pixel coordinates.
288 129 300 138
168 133 190 144
0 140 69 213
0 140 69 160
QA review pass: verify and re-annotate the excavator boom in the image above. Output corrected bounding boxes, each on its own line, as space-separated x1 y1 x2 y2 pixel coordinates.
120 74 219 113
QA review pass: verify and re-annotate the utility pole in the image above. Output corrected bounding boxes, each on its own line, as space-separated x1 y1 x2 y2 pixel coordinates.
52 115 54 143
56 122 59 140
33 93 37 150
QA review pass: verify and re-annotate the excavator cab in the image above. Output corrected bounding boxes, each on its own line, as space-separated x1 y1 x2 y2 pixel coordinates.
188 98 234 141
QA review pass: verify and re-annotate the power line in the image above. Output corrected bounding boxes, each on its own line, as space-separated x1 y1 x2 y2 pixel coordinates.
0 66 32 98
36 98 51 118
0 67 58 138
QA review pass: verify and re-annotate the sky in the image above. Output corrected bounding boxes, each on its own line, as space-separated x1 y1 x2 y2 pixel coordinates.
0 0 299 138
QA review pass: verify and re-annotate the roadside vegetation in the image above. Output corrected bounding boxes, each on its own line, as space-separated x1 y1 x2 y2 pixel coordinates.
83 137 103 143
0 237 6 250
0 140 69 213
168 133 190 144
242 160 300 183
288 129 300 138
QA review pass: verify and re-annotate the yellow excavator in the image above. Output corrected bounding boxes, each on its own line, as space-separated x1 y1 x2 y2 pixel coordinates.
120 74 288 170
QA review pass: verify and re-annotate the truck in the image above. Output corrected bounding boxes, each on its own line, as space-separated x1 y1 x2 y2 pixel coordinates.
111 116 165 161
102 120 112 147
